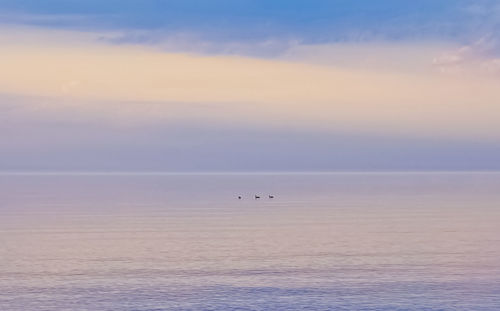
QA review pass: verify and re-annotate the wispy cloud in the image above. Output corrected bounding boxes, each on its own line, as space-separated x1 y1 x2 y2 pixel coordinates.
1 27 500 142
433 35 500 75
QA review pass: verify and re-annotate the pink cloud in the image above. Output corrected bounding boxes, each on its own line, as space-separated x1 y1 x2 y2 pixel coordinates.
433 36 500 75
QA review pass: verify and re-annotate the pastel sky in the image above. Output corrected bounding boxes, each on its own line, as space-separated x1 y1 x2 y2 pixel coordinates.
1 0 500 171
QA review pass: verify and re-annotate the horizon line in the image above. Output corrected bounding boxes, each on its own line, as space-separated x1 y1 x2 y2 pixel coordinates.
2 170 500 176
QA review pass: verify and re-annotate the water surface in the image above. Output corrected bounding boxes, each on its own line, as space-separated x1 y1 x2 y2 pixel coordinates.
1 173 500 310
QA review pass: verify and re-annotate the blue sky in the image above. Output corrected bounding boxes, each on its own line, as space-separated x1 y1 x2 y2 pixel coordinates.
1 0 497 44
1 1 499 171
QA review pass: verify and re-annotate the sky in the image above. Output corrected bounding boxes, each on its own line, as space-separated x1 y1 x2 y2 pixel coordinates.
1 0 500 172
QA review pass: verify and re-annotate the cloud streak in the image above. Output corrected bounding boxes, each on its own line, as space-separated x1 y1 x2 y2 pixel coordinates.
1 28 500 142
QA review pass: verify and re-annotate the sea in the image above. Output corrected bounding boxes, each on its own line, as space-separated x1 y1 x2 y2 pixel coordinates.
1 172 499 310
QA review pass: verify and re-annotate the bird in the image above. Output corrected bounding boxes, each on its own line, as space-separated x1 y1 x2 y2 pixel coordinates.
268 195 274 199
238 196 242 199
254 195 260 199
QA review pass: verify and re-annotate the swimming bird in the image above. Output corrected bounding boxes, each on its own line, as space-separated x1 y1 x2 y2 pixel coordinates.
268 195 274 199
238 196 242 199
254 195 260 199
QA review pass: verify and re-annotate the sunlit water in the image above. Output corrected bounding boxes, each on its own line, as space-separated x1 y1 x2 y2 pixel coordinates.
1 172 500 310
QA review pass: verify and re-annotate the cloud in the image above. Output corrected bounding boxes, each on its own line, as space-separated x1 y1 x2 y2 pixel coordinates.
104 31 296 58
1 1 499 63
1 27 500 142
282 42 450 73
433 35 500 75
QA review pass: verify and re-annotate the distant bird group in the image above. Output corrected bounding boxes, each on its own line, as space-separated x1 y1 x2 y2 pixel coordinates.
237 195 275 199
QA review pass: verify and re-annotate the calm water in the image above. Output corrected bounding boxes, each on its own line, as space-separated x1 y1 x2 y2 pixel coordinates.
1 173 500 310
